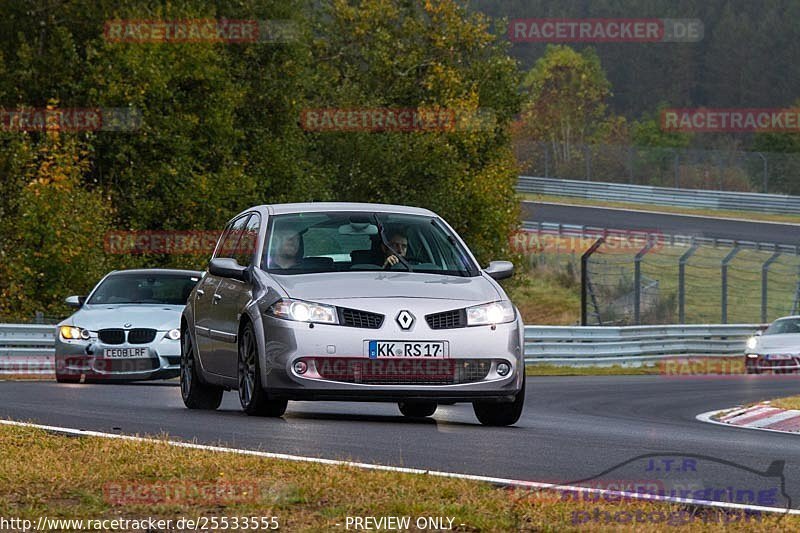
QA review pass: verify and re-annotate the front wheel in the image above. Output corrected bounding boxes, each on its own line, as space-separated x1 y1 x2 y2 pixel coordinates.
180 330 223 410
398 401 437 418
473 378 526 426
238 322 287 417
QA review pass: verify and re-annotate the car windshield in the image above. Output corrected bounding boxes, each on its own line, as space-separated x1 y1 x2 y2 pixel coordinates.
262 212 478 277
86 273 200 305
764 318 800 335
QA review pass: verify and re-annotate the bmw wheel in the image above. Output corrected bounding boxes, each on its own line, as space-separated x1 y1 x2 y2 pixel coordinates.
473 378 525 427
238 322 287 417
180 329 223 410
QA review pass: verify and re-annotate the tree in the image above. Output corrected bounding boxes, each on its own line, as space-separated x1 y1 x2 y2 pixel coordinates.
520 45 611 162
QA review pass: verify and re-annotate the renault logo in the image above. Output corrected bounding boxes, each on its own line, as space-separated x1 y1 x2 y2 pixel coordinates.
396 310 415 330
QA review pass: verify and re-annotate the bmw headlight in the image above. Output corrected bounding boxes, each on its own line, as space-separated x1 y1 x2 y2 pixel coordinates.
746 336 758 350
267 299 339 325
166 328 181 340
466 301 515 326
59 325 91 340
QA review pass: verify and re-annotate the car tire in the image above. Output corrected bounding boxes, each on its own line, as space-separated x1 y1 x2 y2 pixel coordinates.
398 401 437 418
238 322 287 417
473 378 525 427
180 329 223 410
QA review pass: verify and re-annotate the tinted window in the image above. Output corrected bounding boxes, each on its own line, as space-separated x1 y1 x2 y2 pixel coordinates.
87 273 200 305
765 318 800 335
214 215 250 260
233 214 260 266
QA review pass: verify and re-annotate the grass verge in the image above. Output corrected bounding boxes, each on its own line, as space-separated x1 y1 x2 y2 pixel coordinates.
526 358 745 377
765 396 800 411
522 193 800 225
0 423 794 531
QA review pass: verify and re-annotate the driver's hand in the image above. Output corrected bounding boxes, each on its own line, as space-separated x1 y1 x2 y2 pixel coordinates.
382 255 399 268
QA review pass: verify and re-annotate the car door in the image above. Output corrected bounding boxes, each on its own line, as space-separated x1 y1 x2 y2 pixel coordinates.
211 213 260 378
200 214 250 376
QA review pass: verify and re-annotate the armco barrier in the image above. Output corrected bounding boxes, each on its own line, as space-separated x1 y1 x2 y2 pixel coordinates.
524 324 760 366
0 322 759 373
0 324 56 374
517 175 800 215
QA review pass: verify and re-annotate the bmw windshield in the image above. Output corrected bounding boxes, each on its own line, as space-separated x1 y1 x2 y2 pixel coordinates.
262 212 479 277
86 273 200 305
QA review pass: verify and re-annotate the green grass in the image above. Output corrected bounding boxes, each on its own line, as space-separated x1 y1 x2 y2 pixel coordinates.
0 422 794 531
767 396 800 411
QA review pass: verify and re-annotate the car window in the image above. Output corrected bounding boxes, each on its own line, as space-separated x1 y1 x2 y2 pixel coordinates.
232 214 260 267
261 211 478 276
214 214 251 261
765 318 800 335
87 273 200 305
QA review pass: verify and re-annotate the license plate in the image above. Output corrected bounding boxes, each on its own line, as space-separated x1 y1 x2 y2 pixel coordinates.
367 341 447 359
767 354 793 360
104 348 148 358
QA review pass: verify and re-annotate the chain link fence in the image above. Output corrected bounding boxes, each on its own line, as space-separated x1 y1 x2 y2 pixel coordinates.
515 140 800 195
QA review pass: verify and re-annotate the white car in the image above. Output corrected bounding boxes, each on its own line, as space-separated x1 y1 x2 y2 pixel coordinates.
745 316 800 374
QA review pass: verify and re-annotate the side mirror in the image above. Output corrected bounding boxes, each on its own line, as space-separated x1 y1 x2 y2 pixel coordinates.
65 295 85 308
209 257 249 282
484 260 514 281
755 329 764 337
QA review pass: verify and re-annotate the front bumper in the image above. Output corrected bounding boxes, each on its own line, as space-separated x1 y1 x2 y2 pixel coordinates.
54 335 181 381
258 306 525 402
746 354 800 372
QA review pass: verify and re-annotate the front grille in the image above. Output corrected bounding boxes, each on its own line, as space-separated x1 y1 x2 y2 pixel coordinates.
426 309 466 330
98 329 125 345
312 358 491 385
95 358 160 373
339 308 384 329
128 328 156 344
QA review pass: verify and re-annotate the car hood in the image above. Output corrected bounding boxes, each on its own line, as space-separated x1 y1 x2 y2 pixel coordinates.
62 304 184 331
756 334 800 353
271 272 501 302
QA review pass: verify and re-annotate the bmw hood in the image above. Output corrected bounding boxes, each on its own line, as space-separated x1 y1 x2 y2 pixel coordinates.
756 334 800 353
271 272 502 302
62 305 184 331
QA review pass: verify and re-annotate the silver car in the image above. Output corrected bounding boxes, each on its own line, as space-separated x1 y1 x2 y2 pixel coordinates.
55 269 202 383
181 203 525 426
745 316 800 374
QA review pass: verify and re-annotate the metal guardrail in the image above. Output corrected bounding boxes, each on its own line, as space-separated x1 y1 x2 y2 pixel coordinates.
0 324 55 374
524 324 760 366
0 322 759 373
520 220 800 254
517 175 800 216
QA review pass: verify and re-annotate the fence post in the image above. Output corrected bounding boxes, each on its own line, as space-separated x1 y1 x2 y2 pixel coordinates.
585 145 591 181
581 238 606 326
544 143 550 178
757 152 768 193
761 250 781 323
678 242 699 323
674 152 680 188
721 245 741 324
634 237 656 325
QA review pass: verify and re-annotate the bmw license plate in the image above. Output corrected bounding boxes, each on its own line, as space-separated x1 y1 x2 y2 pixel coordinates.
104 348 148 358
766 354 793 360
368 341 447 359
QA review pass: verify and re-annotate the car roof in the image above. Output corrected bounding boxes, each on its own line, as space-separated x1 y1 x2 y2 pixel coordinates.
107 268 203 277
249 202 437 217
774 316 800 321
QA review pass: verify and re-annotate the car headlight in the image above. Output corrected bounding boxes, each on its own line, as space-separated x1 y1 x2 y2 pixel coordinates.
59 325 90 340
166 328 181 340
466 301 515 326
746 337 758 350
267 299 339 325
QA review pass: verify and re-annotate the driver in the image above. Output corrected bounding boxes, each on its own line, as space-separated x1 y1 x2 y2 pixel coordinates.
268 228 303 269
379 228 408 269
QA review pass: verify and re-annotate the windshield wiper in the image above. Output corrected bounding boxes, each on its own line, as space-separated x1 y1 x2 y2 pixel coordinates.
372 214 412 272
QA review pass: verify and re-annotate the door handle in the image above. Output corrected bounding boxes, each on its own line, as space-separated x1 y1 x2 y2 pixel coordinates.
196 289 205 298
213 293 222 304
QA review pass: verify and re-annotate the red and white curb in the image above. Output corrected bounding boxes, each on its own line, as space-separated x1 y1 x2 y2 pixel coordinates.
697 402 800 434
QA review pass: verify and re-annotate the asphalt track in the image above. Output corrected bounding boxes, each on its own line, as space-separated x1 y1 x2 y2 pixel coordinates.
522 202 800 246
2 376 800 511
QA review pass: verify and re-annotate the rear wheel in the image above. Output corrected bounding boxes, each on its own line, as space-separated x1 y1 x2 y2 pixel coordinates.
180 330 223 410
238 322 287 417
398 401 437 418
55 373 80 383
473 378 526 427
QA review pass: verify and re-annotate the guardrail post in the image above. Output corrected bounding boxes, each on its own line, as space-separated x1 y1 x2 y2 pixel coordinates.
634 237 656 325
678 242 699 323
761 251 781 323
721 245 741 324
581 238 606 326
